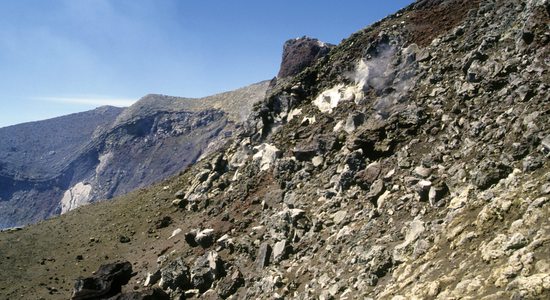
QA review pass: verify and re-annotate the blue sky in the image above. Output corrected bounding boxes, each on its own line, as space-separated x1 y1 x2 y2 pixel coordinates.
0 0 414 128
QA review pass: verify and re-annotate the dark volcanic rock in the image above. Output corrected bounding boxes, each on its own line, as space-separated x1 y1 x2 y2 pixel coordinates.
154 216 172 229
158 258 190 291
472 160 513 189
72 261 133 300
217 267 244 299
107 288 169 300
190 251 224 292
278 36 334 78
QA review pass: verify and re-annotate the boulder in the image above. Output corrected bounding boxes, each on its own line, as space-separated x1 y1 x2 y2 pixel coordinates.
253 144 281 171
357 162 381 185
195 229 215 248
472 161 512 189
217 268 244 299
71 261 133 300
108 288 169 300
184 230 199 247
158 258 190 291
190 251 224 292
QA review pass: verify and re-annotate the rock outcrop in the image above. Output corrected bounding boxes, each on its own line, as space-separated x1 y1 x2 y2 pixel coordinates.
277 36 334 78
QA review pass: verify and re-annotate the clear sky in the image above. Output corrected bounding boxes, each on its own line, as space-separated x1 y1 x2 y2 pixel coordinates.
0 0 414 128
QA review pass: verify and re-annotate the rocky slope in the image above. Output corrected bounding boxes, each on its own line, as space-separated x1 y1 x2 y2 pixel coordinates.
0 0 549 299
0 81 269 228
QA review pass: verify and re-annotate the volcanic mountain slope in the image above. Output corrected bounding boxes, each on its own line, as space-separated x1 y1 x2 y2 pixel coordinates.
0 106 124 227
0 81 269 228
1 0 549 299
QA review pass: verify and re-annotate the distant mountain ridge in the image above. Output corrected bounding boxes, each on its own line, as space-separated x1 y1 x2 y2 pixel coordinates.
0 81 269 228
0 106 124 179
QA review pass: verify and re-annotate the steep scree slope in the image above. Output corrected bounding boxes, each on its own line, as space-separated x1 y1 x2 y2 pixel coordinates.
0 0 549 299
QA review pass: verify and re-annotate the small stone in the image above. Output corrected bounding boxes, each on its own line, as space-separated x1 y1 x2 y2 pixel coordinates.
253 143 281 171
541 135 550 152
357 162 381 185
366 179 385 204
185 230 198 247
195 229 215 248
174 189 185 199
119 235 131 243
144 270 161 287
155 216 172 229
415 180 432 201
312 156 324 167
273 240 288 262
171 199 184 207
473 161 512 189
158 258 190 291
217 268 244 298
429 181 449 207
333 210 347 225
505 233 528 250
256 243 272 269
168 228 182 240
414 166 432 178
427 281 441 297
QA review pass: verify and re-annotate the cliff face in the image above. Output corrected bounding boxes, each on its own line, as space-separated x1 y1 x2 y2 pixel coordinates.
0 81 269 228
0 0 549 299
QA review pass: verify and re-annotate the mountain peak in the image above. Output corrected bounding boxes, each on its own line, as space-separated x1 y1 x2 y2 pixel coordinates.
277 36 334 78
